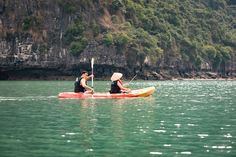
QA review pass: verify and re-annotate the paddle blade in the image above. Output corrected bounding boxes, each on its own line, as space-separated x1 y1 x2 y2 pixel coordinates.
91 58 94 68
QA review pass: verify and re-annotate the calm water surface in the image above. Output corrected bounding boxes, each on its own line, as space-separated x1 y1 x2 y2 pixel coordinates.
0 80 235 157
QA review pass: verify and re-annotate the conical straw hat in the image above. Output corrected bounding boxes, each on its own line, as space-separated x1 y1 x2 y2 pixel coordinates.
111 72 123 81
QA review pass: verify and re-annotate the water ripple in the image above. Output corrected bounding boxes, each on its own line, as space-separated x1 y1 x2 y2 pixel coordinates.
150 152 162 155
0 96 57 102
0 80 235 157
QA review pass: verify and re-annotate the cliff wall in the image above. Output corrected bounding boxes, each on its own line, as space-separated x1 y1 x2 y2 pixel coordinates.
0 0 235 80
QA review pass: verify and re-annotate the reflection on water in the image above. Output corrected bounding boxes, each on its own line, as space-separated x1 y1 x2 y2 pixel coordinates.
57 97 157 155
0 80 235 157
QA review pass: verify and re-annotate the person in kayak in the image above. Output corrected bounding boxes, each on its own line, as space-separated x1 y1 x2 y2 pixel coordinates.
74 71 94 94
110 72 131 93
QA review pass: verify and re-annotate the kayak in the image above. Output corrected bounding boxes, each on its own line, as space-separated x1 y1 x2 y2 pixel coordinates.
58 87 155 99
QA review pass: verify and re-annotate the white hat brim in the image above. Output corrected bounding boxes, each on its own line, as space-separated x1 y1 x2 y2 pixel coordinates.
111 72 123 81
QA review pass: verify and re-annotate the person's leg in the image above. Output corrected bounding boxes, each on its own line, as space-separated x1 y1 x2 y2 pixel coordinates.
84 90 94 94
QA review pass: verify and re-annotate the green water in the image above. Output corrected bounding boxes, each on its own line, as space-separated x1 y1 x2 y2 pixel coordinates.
0 80 235 157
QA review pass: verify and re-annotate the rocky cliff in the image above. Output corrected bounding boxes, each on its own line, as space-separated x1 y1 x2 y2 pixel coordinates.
0 0 236 80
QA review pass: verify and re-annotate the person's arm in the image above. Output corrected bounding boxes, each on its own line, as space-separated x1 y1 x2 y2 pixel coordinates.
81 78 94 91
88 74 94 79
117 81 130 91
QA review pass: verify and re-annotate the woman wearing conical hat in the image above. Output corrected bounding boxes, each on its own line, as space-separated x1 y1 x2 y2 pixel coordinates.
110 72 131 93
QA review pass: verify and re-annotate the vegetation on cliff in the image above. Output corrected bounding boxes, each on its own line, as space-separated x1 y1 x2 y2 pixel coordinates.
60 0 236 72
0 0 236 79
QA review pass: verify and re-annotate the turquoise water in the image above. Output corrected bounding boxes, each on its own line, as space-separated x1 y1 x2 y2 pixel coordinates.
0 80 235 157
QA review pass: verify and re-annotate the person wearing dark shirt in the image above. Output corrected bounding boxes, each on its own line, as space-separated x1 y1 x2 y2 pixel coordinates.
74 71 94 94
110 72 131 93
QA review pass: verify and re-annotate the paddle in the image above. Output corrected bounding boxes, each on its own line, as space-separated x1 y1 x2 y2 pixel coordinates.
91 58 94 88
128 74 137 84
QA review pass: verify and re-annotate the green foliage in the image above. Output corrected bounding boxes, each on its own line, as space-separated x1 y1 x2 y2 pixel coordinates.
69 40 87 56
22 17 32 31
103 33 113 46
212 50 223 70
224 30 236 47
120 22 132 30
127 28 163 64
112 0 123 9
91 20 100 36
202 44 233 70
207 0 227 10
31 43 38 53
58 0 76 13
195 55 203 69
111 15 119 24
63 17 88 56
22 16 43 31
141 15 153 30
111 0 124 12
38 43 48 53
113 32 131 46
203 45 217 60
57 0 235 71
31 43 48 53
103 31 132 47
64 4 76 13
220 46 233 60
64 21 85 44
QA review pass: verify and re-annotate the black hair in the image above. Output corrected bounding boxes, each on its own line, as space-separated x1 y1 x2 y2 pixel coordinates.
81 71 88 75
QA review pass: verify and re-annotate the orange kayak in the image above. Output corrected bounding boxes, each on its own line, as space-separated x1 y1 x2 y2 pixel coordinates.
58 87 155 99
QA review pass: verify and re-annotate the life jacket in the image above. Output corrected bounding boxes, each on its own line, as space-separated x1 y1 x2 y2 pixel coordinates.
74 77 87 93
110 80 122 93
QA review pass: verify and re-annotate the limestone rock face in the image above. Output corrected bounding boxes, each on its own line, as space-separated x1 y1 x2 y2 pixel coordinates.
0 0 235 80
0 0 127 79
